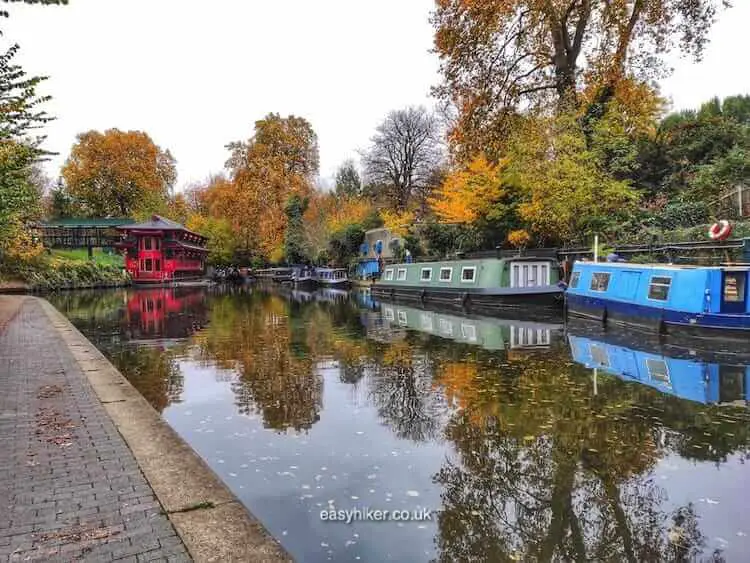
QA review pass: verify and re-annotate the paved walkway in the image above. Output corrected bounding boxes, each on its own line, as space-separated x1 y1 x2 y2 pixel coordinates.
0 297 191 562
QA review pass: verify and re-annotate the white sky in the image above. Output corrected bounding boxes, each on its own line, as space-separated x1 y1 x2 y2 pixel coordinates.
5 0 750 191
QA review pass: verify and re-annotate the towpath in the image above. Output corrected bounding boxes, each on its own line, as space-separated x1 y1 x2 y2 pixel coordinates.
0 296 290 563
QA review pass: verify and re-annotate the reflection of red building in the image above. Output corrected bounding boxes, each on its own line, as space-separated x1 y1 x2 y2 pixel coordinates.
124 288 208 341
116 215 208 284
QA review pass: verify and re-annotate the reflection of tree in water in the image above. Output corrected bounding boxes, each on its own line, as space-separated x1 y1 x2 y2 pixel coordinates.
368 340 446 443
433 349 749 562
195 292 323 433
109 347 184 413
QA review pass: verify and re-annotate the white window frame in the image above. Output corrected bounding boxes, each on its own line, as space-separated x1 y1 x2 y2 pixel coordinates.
510 261 551 288
439 267 453 282
590 272 611 292
460 266 477 283
384 307 395 321
420 268 432 281
647 276 672 302
569 271 581 289
397 311 408 326
646 359 671 389
438 318 453 336
461 323 477 342
384 268 394 281
396 268 407 281
420 314 433 332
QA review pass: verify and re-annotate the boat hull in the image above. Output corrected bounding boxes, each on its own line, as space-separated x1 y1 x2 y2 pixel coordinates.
566 293 750 339
372 283 563 314
293 278 318 290
318 280 351 288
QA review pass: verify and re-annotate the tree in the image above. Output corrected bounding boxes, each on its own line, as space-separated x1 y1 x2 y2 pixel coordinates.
334 159 362 199
48 177 73 218
432 0 727 160
61 129 177 217
511 113 640 245
362 106 443 211
226 114 319 262
283 193 309 264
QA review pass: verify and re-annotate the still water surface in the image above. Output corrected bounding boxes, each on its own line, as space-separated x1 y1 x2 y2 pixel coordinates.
49 286 750 562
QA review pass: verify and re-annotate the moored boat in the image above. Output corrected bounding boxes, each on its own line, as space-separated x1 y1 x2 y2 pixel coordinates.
255 267 294 283
291 265 317 289
315 267 350 288
566 261 750 336
371 256 564 312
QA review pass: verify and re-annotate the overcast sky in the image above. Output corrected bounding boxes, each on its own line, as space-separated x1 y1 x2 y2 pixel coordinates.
6 0 750 191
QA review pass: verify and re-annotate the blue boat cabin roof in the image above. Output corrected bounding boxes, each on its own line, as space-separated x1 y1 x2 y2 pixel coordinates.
568 261 750 314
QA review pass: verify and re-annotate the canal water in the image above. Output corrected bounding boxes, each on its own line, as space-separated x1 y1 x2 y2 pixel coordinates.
49 286 750 562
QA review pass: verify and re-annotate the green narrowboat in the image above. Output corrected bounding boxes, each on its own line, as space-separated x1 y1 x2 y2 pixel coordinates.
371 257 564 311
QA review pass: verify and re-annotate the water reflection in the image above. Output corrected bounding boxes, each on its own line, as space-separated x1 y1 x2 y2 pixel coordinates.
48 287 750 562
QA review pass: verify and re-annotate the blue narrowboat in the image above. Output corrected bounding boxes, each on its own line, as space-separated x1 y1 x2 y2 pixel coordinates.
566 262 750 336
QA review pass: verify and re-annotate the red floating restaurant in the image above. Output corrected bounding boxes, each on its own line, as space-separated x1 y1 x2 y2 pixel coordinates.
115 215 208 284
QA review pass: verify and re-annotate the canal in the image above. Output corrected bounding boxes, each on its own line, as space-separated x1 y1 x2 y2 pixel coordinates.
49 286 750 562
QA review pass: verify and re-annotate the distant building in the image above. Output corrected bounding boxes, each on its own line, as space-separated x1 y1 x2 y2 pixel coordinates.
115 215 208 284
363 227 400 259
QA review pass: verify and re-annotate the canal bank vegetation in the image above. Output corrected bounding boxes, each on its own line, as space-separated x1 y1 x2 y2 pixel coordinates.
4 0 750 280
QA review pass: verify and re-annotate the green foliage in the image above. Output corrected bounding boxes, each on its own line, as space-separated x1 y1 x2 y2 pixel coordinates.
283 193 308 264
334 160 362 199
17 257 128 291
328 223 365 266
650 201 711 230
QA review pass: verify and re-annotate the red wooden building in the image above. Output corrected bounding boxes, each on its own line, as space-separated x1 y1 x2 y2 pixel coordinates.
115 215 208 284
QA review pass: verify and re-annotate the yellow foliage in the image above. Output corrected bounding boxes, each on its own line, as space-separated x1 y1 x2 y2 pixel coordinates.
507 229 530 248
380 208 414 238
430 155 510 225
1 221 43 262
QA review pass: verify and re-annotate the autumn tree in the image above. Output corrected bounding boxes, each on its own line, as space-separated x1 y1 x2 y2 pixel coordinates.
334 159 362 199
362 106 443 211
225 114 319 262
61 129 177 217
432 0 728 160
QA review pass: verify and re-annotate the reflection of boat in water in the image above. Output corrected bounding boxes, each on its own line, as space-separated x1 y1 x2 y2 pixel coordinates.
375 302 564 351
568 326 749 407
315 287 350 304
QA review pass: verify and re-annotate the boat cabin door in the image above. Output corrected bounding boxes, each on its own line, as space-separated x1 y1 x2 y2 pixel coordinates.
721 271 748 313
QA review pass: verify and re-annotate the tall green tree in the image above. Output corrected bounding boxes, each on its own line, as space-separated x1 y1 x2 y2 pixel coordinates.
283 193 309 264
333 160 362 199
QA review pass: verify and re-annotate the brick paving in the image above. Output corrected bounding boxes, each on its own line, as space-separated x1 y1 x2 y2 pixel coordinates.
0 297 191 562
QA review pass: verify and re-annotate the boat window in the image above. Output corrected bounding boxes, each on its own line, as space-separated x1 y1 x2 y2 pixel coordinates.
724 273 746 302
648 276 672 301
461 324 477 342
384 307 395 321
155 259 161 272
143 237 152 250
461 267 476 283
420 314 433 332
439 267 452 282
439 318 453 336
154 238 161 250
385 269 394 281
145 258 153 271
397 268 407 281
397 311 408 326
569 272 580 289
590 272 611 292
420 268 432 281
590 344 610 367
647 359 671 389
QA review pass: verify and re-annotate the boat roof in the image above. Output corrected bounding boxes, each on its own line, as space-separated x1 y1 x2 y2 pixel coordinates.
573 261 750 271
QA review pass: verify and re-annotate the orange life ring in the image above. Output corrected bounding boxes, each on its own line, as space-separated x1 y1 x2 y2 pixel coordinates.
708 220 732 241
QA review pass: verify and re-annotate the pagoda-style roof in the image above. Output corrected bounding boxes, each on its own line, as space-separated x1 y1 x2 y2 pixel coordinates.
117 215 206 240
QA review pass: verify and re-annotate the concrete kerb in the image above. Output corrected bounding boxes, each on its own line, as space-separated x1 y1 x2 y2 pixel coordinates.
37 297 293 563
